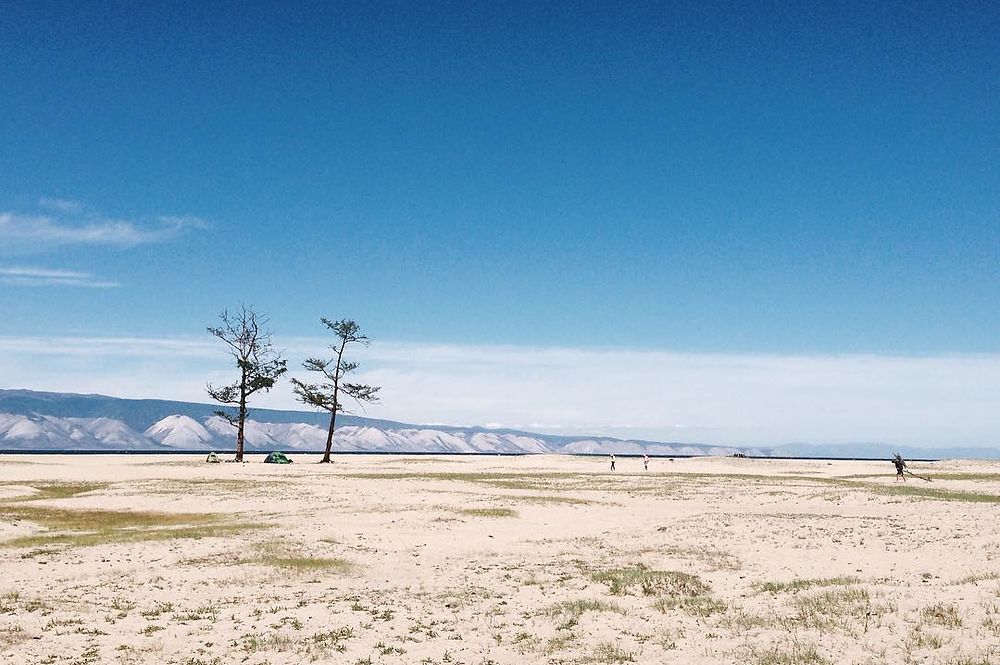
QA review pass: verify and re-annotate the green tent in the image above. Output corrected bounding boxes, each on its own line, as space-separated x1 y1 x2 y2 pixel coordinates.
263 451 292 464
205 452 221 463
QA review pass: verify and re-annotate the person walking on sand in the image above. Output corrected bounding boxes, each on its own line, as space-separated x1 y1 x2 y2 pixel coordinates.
892 453 907 482
643 454 649 471
610 454 616 472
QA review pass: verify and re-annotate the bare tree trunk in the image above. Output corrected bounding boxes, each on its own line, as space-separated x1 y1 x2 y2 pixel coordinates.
320 338 348 463
322 409 337 463
235 382 247 462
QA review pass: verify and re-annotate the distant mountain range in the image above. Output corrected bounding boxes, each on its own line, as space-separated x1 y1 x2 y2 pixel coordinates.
0 389 751 456
2 389 996 459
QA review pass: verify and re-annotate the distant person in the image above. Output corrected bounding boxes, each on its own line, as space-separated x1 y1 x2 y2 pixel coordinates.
892 453 907 482
610 454 616 472
643 454 649 471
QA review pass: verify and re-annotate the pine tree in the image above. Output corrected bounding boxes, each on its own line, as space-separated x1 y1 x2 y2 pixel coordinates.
291 318 380 463
206 305 287 461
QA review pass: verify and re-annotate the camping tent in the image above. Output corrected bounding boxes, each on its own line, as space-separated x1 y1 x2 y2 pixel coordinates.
263 451 292 464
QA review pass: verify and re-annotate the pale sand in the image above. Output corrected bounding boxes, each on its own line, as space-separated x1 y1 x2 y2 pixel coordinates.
1 453 999 664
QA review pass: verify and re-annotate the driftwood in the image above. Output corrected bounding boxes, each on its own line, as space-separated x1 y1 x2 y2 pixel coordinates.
904 468 932 483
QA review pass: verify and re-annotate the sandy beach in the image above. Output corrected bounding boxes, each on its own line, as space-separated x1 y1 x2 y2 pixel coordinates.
1 453 998 664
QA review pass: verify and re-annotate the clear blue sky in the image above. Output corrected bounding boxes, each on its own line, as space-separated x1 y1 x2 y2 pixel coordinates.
2 0 998 353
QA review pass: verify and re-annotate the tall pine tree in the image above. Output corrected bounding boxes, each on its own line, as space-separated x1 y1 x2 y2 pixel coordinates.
291 318 380 463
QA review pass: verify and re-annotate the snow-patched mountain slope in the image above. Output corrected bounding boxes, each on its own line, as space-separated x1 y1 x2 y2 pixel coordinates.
326 426 557 454
0 410 746 455
0 389 780 456
191 420 555 454
0 413 161 450
0 413 102 448
205 420 329 450
0 387 756 456
276 423 329 449
71 417 152 448
145 415 215 449
204 416 283 448
0 413 47 441
559 439 738 456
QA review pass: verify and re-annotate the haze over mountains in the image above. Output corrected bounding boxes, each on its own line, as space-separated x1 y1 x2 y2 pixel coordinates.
1 389 995 459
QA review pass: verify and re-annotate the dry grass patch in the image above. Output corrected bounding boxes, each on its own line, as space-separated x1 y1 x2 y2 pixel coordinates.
0 481 109 503
0 626 27 649
4 519 259 549
299 627 354 659
906 623 947 650
455 507 517 518
2 504 218 531
981 604 1000 637
140 601 174 619
591 642 636 663
250 541 354 573
678 473 1000 504
543 599 626 619
800 475 1000 503
867 483 1000 503
171 604 221 622
239 631 294 654
721 607 786 632
508 494 592 505
922 602 962 628
736 640 830 665
754 576 863 594
0 590 52 614
724 586 893 634
0 480 263 548
792 586 893 631
359 468 1000 504
592 565 710 597
916 473 1000 482
143 478 296 495
261 555 353 573
653 594 727 617
951 571 1000 585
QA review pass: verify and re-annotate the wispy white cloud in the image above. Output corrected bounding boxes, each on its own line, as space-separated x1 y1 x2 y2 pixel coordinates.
38 197 84 213
0 335 218 358
0 336 997 448
156 215 211 231
0 201 208 252
0 267 119 288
